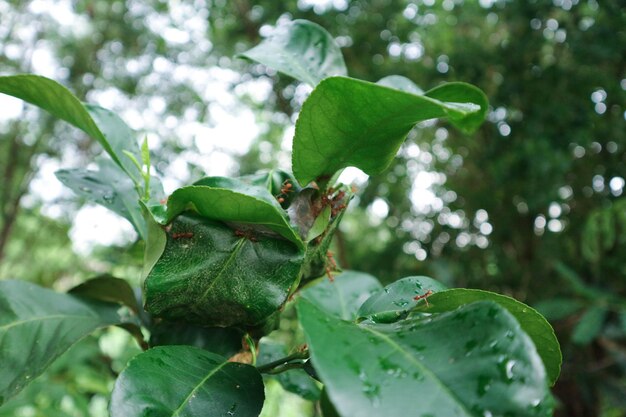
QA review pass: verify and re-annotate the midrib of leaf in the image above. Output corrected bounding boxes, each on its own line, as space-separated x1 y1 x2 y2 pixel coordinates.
358 323 473 416
170 360 228 417
0 314 99 332
197 238 246 303
295 80 462 182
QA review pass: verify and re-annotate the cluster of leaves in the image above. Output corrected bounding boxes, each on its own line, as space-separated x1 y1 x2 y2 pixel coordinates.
0 20 560 416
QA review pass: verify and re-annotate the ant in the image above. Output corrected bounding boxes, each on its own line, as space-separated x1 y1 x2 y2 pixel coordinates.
234 229 258 242
413 290 433 307
276 180 293 204
172 232 194 239
325 250 338 282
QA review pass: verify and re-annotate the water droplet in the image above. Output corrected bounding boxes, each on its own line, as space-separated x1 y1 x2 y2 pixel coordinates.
477 375 491 396
227 403 237 415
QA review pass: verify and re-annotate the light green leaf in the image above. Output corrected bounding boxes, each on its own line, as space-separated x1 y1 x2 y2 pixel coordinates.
110 346 264 417
357 276 448 323
298 299 554 417
165 176 304 249
0 280 134 405
292 77 487 185
419 288 562 386
377 75 424 94
0 75 142 182
240 19 347 86
144 213 304 327
55 159 145 239
301 270 382 320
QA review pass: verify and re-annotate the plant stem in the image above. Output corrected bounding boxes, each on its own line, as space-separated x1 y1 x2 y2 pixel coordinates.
256 350 309 374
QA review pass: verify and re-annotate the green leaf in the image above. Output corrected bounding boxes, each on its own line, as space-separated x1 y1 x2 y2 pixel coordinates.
144 213 304 327
165 176 304 249
141 201 167 280
301 270 382 320
377 75 424 95
418 289 562 386
150 321 243 358
357 276 448 323
292 77 487 185
572 305 608 346
0 280 133 405
110 346 264 417
298 299 554 417
240 19 347 86
257 339 321 401
55 159 145 239
424 81 490 134
69 275 139 314
0 75 142 182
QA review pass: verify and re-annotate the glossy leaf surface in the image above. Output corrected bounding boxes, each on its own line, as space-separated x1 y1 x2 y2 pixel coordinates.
165 177 303 249
357 276 448 323
298 299 553 417
418 289 562 386
301 270 382 320
144 213 304 326
240 19 347 86
257 339 321 401
0 280 131 404
292 77 487 185
0 75 141 182
110 346 264 417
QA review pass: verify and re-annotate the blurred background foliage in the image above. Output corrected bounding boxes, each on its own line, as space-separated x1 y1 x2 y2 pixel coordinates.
0 0 625 416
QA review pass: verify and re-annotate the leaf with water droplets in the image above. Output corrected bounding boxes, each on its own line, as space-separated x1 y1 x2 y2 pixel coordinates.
417 288 562 386
239 19 347 86
55 158 147 239
110 346 264 417
144 213 304 327
298 298 554 417
357 276 448 323
302 270 383 320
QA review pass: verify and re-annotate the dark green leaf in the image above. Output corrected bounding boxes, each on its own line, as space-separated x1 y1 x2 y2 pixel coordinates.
240 19 347 86
418 289 562 386
110 346 264 417
377 75 424 95
55 159 145 238
257 338 321 401
572 305 608 345
69 275 139 314
149 321 243 358
357 276 448 323
144 213 304 327
301 270 382 320
0 75 142 182
0 280 133 405
292 77 487 185
298 299 554 417
165 177 303 249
